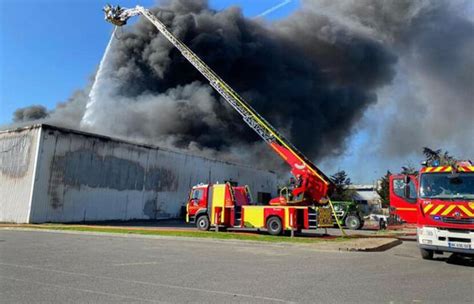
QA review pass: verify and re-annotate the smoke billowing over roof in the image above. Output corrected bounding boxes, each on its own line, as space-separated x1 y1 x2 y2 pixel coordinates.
8 0 473 175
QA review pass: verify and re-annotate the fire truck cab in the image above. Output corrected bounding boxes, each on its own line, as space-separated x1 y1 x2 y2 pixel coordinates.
186 183 333 235
390 161 474 259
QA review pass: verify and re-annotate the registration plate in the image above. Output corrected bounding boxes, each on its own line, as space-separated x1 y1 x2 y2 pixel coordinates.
448 242 471 249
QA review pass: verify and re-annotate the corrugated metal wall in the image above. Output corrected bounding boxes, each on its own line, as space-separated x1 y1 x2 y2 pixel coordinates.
0 127 41 223
29 125 277 223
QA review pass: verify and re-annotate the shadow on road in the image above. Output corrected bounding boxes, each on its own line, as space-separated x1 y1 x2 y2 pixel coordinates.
434 254 474 267
445 254 474 267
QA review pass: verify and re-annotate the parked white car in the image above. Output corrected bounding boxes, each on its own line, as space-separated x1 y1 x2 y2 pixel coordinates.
364 214 388 229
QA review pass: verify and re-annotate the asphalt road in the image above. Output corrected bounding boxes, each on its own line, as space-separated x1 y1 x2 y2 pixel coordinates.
0 230 472 303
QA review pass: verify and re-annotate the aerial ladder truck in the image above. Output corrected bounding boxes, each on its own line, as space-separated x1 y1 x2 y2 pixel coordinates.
103 4 338 235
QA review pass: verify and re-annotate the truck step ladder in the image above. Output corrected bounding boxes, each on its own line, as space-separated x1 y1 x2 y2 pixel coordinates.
308 207 318 229
234 206 242 227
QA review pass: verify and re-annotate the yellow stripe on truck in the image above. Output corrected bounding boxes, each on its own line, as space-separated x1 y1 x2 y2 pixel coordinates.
441 205 456 216
242 206 265 228
423 204 433 213
459 205 474 217
211 184 226 224
430 204 445 215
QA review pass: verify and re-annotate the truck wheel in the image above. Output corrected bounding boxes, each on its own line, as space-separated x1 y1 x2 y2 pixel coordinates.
345 215 362 230
196 215 210 231
267 216 282 236
420 248 434 260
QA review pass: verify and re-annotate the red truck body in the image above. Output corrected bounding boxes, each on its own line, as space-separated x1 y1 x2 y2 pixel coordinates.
186 183 334 235
390 162 474 259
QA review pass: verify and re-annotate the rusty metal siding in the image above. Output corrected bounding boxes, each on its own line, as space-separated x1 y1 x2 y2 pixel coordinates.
28 126 277 223
0 127 41 223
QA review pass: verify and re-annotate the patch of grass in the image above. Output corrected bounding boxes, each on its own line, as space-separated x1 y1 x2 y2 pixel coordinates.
374 229 414 236
15 224 348 244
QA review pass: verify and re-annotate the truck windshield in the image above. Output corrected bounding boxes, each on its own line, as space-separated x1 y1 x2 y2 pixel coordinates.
420 173 474 199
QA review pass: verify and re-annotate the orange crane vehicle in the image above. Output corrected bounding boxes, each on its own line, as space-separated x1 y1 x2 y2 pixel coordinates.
103 4 337 235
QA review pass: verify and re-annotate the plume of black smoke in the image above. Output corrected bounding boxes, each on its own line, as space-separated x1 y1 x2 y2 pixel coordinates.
12 0 471 175
76 0 396 169
13 105 48 122
307 0 474 162
382 0 474 157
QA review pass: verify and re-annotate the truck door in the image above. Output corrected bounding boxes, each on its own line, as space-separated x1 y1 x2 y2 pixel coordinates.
390 175 418 223
187 187 207 218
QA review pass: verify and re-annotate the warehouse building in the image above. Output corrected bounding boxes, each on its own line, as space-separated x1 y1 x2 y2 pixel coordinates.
0 124 277 223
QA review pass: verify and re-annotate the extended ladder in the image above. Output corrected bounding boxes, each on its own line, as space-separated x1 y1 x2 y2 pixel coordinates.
104 5 332 195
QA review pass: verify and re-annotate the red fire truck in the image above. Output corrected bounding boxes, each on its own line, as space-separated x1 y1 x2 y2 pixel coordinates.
390 161 474 259
186 183 333 235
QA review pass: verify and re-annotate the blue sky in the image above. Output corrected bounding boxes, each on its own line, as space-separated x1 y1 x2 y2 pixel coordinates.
0 0 299 124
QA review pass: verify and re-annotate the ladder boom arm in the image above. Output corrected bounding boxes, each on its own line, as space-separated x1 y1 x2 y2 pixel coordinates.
103 5 333 203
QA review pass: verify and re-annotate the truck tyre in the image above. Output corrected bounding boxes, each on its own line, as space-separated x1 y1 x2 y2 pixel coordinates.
267 216 283 236
420 248 434 260
196 215 210 231
345 215 362 230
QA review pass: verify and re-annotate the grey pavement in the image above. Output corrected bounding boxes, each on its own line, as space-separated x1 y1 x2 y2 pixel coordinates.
0 229 472 303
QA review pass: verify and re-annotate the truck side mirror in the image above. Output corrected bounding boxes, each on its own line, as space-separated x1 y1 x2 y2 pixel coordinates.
404 184 411 199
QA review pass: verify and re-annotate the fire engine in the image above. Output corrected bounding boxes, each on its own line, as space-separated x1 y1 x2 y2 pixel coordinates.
390 161 474 259
103 5 339 235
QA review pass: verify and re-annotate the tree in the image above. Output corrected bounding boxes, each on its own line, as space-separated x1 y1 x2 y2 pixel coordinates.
400 164 418 175
377 171 391 208
422 147 457 166
330 170 355 201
